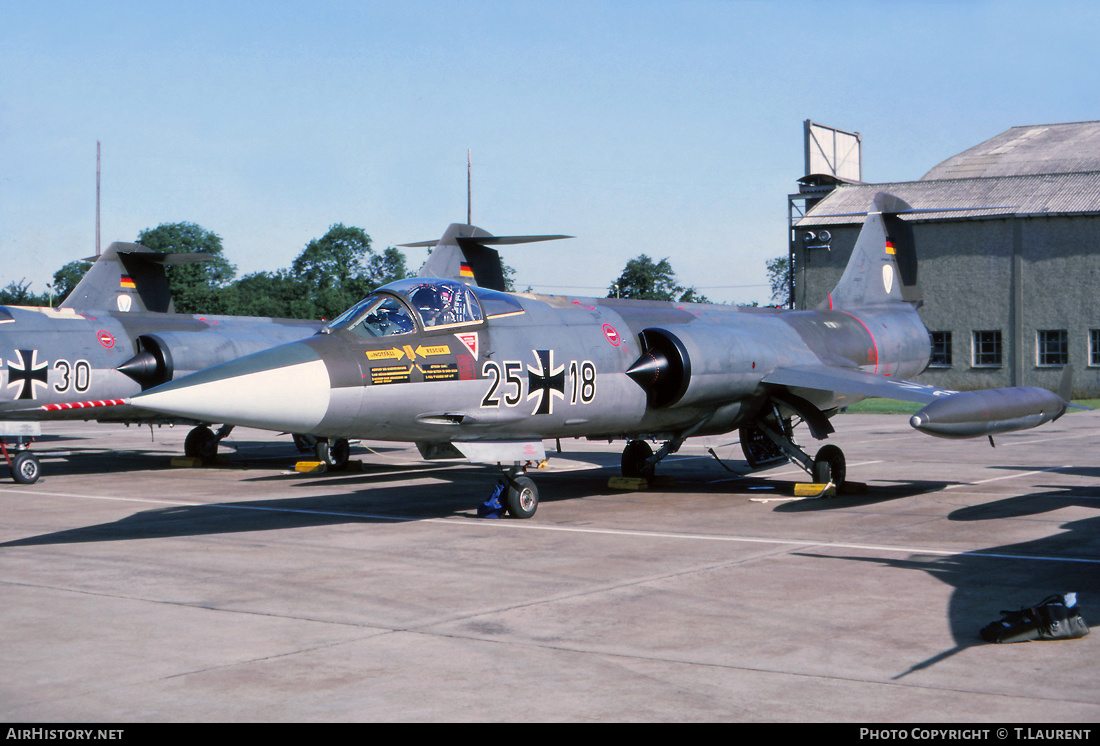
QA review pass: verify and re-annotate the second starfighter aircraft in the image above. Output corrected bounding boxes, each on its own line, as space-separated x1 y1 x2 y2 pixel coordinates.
129 193 1071 517
0 242 321 482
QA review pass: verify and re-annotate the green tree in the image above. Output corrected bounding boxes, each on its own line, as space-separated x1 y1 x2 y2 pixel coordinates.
0 279 49 307
136 222 236 313
287 225 412 319
365 245 408 288
52 260 93 303
608 254 706 303
766 255 790 307
229 270 320 319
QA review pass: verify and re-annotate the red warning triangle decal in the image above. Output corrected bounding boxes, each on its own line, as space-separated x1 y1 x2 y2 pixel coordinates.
455 332 479 360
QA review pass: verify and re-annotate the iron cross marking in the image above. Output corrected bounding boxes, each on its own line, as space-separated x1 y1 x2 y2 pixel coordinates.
527 349 565 415
7 349 49 400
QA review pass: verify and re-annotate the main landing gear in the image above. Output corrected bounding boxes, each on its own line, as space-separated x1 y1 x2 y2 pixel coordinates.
616 404 847 492
621 437 685 479
741 408 847 490
2 439 40 484
184 424 236 463
293 434 351 470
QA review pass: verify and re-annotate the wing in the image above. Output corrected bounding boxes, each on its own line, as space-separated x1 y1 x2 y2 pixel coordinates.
762 365 955 405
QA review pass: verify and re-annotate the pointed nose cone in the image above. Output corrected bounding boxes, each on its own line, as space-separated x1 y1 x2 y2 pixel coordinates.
132 342 331 433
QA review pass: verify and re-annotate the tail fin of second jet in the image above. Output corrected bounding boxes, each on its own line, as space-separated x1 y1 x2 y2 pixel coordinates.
406 224 572 292
60 242 213 314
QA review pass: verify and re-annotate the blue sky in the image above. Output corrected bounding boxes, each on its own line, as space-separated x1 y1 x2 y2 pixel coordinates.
3 1 1098 305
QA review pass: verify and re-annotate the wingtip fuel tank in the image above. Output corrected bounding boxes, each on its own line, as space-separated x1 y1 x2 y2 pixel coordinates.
909 387 1068 439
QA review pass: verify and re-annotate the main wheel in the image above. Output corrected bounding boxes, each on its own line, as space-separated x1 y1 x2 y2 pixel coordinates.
184 426 219 462
11 452 40 484
621 440 654 478
812 444 846 488
315 438 350 469
505 476 539 519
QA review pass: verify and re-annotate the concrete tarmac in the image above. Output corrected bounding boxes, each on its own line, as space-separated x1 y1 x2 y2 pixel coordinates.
1 412 1098 722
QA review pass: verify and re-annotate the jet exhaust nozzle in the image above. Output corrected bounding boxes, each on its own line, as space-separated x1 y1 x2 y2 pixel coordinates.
909 387 1067 439
117 351 165 388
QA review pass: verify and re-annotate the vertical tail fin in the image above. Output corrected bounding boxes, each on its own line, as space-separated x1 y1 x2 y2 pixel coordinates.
818 192 919 310
60 242 214 314
405 224 571 291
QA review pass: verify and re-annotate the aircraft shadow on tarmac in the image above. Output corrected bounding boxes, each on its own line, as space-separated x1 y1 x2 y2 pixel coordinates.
795 483 1099 679
0 448 639 549
5 443 1096 681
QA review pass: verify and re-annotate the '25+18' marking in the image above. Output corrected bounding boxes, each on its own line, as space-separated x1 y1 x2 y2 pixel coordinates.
481 350 596 416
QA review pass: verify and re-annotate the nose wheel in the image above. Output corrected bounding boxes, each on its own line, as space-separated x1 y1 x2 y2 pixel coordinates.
505 475 539 518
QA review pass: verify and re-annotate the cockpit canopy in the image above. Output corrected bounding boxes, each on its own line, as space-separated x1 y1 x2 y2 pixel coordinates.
325 279 484 338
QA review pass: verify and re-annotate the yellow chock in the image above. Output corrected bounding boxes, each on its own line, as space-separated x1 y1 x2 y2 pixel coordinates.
839 481 867 495
607 476 650 490
649 474 676 489
170 456 203 468
794 482 836 498
295 461 327 473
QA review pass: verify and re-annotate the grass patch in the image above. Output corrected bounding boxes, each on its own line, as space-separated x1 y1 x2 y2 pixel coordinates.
841 399 922 415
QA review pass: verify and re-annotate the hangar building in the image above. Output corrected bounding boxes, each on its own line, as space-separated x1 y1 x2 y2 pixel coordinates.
790 120 1100 398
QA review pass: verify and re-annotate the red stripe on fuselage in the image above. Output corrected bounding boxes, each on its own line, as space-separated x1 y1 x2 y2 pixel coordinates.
838 310 879 373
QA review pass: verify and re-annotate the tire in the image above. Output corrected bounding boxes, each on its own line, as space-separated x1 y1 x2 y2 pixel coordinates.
812 444 846 488
11 452 40 485
621 440 654 478
315 438 350 469
506 476 539 519
184 426 218 462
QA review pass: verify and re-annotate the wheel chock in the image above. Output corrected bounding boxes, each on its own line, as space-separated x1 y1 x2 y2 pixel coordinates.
295 461 327 473
794 482 836 498
607 475 677 490
171 455 230 468
839 481 867 495
608 476 649 490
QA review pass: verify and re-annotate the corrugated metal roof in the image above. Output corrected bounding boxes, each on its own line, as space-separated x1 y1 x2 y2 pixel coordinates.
921 121 1100 180
796 171 1100 226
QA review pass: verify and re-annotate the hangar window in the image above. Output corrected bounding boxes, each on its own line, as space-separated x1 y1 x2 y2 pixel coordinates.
1037 330 1068 367
1091 330 1100 367
929 331 952 367
972 330 1002 367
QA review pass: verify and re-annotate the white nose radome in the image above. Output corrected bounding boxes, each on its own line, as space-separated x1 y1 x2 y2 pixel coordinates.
132 343 331 433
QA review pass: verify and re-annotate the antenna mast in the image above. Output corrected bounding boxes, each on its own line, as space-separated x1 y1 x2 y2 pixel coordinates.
96 140 101 256
467 149 472 225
